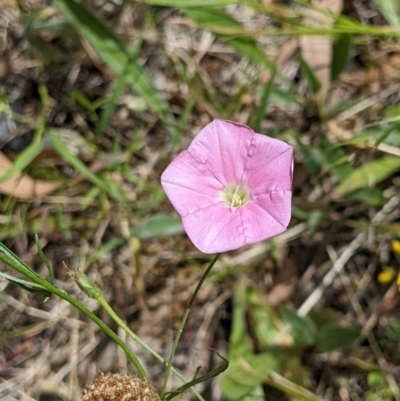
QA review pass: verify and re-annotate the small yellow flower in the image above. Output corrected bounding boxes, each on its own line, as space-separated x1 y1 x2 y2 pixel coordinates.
396 273 400 289
378 267 396 285
391 240 400 256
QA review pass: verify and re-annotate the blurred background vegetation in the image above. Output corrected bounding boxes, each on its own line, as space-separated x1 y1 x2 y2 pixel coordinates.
1 0 400 400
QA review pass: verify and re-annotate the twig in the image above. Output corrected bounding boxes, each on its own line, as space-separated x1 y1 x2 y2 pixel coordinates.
297 196 399 317
335 85 400 123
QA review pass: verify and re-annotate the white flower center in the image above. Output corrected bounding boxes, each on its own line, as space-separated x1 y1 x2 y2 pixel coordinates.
220 183 250 212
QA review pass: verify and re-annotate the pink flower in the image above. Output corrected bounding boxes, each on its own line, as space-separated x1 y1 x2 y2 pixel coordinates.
161 119 293 254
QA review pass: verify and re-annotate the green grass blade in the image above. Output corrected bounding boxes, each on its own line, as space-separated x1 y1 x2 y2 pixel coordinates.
0 138 45 184
0 243 38 276
133 214 184 240
35 234 55 286
139 0 241 5
181 7 274 70
331 33 351 81
373 0 400 27
298 55 321 94
48 130 126 202
97 20 146 136
335 156 400 197
53 0 177 134
254 73 275 133
0 271 50 296
84 237 126 269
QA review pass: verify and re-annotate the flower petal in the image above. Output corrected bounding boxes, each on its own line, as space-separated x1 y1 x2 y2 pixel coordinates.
188 119 255 184
160 119 294 254
243 191 292 242
161 151 223 217
244 134 293 195
182 204 247 254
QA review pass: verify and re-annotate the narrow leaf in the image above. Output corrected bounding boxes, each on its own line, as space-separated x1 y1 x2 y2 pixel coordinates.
254 74 275 133
373 0 400 27
0 271 50 296
53 0 177 136
181 8 274 71
35 234 55 286
294 135 321 177
165 351 228 401
133 214 184 240
331 33 351 81
48 130 125 201
0 243 38 276
298 55 321 94
335 156 400 197
139 0 240 5
0 139 45 184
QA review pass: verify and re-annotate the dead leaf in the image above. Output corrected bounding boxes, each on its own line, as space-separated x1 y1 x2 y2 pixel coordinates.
299 0 343 103
0 152 59 198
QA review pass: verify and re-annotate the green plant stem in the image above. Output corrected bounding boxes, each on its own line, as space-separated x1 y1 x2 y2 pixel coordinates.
0 253 147 379
96 293 207 401
1 246 208 400
161 253 221 398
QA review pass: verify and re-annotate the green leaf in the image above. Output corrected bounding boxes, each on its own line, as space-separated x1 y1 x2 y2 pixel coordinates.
97 19 146 136
84 237 126 268
139 0 240 5
317 135 352 181
69 90 99 114
165 351 228 401
0 243 38 277
0 271 51 297
181 8 274 70
48 130 126 202
298 55 321 94
0 138 45 184
254 74 275 133
334 156 400 197
281 307 317 347
269 85 299 106
318 323 359 352
294 135 321 177
344 187 386 206
53 0 177 136
220 283 279 399
246 288 280 348
331 33 351 81
220 353 278 400
373 0 400 27
35 234 55 286
132 214 184 240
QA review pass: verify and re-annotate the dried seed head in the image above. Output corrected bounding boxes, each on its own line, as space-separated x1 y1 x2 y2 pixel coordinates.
81 373 158 401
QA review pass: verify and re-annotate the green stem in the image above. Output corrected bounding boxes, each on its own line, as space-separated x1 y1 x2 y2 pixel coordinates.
96 293 207 401
161 254 220 398
0 253 147 379
52 287 147 379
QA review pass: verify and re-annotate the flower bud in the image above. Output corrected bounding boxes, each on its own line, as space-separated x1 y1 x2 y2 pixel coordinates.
74 272 101 299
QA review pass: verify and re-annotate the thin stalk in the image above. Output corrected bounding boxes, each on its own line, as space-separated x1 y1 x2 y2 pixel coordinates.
96 293 207 401
51 286 147 379
161 254 220 398
0 253 147 379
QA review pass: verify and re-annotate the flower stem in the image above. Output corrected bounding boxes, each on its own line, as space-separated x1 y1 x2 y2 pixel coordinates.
160 253 220 398
96 292 207 401
0 252 146 378
52 286 148 379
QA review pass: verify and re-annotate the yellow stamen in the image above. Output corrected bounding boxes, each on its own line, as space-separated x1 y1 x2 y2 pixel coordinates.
230 185 241 211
